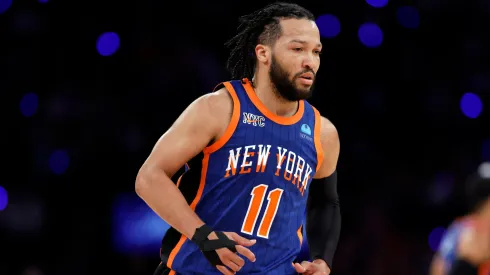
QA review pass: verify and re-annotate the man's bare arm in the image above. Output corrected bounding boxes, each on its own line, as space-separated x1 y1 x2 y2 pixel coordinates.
135 89 232 239
314 116 340 179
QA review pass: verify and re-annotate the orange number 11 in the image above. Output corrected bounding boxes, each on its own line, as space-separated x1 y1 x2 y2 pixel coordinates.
241 184 284 239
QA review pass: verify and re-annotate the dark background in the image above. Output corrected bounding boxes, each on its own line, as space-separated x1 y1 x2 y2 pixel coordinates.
1 0 489 274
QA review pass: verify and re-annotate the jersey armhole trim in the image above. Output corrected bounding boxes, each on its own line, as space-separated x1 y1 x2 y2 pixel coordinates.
166 154 211 269
312 107 324 173
203 82 241 154
297 225 303 247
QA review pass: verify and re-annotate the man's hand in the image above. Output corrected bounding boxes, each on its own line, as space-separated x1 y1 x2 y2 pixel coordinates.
293 259 331 275
209 232 257 275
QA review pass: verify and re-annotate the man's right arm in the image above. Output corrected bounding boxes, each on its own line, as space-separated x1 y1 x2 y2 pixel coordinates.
135 89 231 239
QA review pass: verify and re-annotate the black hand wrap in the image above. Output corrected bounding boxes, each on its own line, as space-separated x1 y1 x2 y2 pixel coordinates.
191 224 237 266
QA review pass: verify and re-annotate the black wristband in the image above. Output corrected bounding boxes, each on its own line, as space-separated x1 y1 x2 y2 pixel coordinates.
190 224 237 267
191 224 213 248
449 259 478 275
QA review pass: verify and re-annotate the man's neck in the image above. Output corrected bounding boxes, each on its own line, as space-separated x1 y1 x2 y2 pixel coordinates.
251 77 299 117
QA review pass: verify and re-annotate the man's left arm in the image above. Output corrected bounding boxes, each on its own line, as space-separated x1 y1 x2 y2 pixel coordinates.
306 115 341 271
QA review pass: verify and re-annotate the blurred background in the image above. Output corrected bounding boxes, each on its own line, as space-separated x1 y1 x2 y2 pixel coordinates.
1 0 489 274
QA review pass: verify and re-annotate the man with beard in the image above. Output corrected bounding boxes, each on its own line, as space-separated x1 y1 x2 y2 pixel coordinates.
136 3 341 275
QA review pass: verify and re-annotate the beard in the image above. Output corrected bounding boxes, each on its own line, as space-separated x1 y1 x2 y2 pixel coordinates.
269 54 316 102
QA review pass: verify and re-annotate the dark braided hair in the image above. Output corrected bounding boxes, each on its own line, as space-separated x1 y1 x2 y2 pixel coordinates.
225 2 315 80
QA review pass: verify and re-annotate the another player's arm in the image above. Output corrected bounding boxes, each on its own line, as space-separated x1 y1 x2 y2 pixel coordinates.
135 90 228 238
447 227 490 275
306 116 341 271
429 254 446 275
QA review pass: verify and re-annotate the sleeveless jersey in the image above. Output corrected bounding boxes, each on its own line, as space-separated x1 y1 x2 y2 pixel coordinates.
161 78 323 275
438 217 490 275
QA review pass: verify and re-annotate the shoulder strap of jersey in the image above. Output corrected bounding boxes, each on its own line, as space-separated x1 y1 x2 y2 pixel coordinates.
203 80 241 154
311 105 324 173
212 82 225 92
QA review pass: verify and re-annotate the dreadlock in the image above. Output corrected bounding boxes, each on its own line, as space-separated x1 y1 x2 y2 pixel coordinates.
224 2 315 80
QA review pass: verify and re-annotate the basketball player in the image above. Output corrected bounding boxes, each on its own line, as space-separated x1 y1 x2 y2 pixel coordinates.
430 162 490 275
136 3 341 274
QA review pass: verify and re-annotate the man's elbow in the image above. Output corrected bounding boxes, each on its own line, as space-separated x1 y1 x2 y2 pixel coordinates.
135 165 153 196
309 174 340 207
328 197 340 207
135 163 173 196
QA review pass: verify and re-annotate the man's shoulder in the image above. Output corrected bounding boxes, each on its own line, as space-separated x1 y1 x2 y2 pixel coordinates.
197 84 234 115
438 217 473 260
305 101 337 134
193 82 237 144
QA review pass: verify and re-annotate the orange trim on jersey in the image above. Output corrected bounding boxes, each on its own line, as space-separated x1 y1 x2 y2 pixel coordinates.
312 107 324 173
297 225 303 247
212 82 224 92
203 82 241 154
166 153 211 270
242 78 304 125
169 270 176 275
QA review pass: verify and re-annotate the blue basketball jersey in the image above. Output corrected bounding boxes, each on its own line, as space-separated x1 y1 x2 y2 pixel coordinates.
164 78 323 275
438 217 490 275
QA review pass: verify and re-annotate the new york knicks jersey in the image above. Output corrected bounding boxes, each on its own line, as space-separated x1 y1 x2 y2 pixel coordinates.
160 78 323 275
438 217 490 275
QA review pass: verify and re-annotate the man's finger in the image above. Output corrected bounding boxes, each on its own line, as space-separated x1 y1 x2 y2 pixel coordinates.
222 258 240 272
229 232 257 247
293 262 307 273
235 245 256 262
216 265 234 275
301 261 313 268
230 253 245 268
225 253 245 270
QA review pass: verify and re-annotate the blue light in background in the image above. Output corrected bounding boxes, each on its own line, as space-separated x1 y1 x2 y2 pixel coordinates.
38 0 49 3
365 0 388 8
0 186 7 211
49 150 70 175
20 92 39 117
428 227 446 252
358 23 383 48
460 92 482 118
0 0 12 14
112 193 170 254
397 6 420 29
96 32 120 56
316 14 341 39
482 139 490 162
